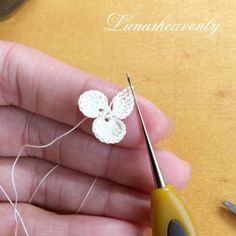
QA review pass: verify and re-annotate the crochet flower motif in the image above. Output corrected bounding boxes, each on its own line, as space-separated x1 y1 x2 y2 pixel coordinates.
78 88 134 144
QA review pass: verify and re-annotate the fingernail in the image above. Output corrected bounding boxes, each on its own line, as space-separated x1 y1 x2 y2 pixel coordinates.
177 159 192 190
164 116 174 139
157 111 174 140
158 150 192 190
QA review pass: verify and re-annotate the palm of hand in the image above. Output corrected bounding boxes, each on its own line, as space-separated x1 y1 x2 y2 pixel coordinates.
0 42 190 236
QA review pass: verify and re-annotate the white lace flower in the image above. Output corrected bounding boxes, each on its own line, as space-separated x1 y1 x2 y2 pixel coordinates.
78 88 134 144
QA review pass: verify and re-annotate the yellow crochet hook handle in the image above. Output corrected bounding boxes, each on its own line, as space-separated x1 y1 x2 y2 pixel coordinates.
151 184 198 236
127 74 198 236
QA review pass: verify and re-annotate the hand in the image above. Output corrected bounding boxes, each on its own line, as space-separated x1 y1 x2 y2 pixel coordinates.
0 42 190 236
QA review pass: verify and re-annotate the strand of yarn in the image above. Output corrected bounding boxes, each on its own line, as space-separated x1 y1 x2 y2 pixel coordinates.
0 185 29 236
2 86 135 235
2 166 98 234
76 176 98 214
28 164 60 204
11 117 88 235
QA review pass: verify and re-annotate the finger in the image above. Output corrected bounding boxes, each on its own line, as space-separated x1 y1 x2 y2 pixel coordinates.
0 41 172 147
0 203 148 236
0 107 190 191
0 157 150 225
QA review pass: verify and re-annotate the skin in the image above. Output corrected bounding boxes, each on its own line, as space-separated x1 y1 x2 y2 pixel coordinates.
0 41 191 236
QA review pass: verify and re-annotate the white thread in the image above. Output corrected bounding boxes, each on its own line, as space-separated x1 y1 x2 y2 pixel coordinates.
11 117 88 235
28 164 60 204
14 210 18 236
76 176 98 214
0 185 29 236
15 216 18 236
8 86 134 235
78 87 134 144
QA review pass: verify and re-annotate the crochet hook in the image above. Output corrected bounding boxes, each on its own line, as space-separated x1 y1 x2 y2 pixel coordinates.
126 74 198 236
223 200 236 214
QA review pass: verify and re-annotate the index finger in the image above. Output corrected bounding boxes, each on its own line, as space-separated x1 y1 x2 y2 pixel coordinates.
0 41 171 147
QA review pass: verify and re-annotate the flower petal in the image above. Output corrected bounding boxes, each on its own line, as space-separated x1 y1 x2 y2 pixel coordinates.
92 116 126 144
78 90 109 118
111 88 134 120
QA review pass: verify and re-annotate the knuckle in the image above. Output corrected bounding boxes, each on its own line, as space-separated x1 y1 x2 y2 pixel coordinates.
103 182 113 216
21 112 34 147
21 112 43 158
0 41 43 111
0 42 18 105
104 146 120 180
51 122 64 164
